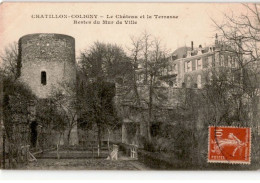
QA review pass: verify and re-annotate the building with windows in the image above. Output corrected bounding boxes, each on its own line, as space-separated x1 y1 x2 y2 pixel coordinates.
164 35 240 89
134 34 240 89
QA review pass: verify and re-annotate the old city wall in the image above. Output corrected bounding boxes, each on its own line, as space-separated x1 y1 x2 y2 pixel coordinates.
115 84 187 144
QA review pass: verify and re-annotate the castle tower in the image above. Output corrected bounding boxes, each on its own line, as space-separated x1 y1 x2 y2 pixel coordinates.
18 33 78 145
18 33 76 98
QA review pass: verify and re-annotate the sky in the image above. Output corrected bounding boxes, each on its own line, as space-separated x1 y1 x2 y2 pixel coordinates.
0 2 248 61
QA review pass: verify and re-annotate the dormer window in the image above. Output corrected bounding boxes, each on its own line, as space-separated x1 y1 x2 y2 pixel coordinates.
41 71 47 85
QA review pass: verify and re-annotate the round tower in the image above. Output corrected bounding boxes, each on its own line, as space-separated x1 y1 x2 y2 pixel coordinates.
18 33 76 98
18 33 78 146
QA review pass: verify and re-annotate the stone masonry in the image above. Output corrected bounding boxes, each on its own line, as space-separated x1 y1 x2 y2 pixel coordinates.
18 33 78 145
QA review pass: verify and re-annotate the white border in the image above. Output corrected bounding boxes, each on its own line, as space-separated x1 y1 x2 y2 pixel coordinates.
1 1 260 183
1 0 260 2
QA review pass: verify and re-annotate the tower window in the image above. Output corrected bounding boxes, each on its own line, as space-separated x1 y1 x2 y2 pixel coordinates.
41 71 47 85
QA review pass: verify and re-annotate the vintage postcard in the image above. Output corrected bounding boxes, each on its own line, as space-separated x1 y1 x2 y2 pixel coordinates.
0 2 259 170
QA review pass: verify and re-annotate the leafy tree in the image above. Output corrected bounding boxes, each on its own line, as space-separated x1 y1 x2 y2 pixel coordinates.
78 42 128 152
0 42 36 168
2 76 36 168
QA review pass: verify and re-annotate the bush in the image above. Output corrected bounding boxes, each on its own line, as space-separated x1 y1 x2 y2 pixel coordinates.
140 135 156 152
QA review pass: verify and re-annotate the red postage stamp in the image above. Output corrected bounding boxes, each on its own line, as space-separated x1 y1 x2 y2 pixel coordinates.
208 126 251 164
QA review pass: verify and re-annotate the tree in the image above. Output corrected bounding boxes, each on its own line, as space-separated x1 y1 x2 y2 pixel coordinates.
35 98 67 151
83 80 118 156
78 42 128 152
126 32 170 144
2 76 36 168
51 81 79 146
211 3 260 167
79 42 130 80
212 3 260 122
1 42 37 168
0 42 19 79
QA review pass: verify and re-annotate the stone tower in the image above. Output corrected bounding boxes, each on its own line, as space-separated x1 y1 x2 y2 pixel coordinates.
18 33 78 145
18 33 76 98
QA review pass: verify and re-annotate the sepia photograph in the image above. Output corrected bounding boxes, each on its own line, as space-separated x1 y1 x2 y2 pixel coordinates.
0 2 259 172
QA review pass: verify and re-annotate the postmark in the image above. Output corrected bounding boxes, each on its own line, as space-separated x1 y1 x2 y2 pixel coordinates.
208 126 251 164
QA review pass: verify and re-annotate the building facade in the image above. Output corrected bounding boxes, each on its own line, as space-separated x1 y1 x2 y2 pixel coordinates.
166 35 240 89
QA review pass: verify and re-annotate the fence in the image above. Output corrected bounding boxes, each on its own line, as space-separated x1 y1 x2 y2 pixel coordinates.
1 142 37 169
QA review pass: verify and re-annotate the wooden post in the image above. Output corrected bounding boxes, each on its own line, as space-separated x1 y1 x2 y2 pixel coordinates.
114 145 118 160
92 144 94 159
0 75 3 169
97 144 100 157
25 145 29 164
3 132 5 169
57 144 60 159
130 144 137 159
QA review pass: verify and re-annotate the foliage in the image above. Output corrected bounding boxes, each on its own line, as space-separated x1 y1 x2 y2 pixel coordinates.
126 31 170 142
49 81 79 145
79 42 131 81
211 3 260 167
2 76 35 140
78 42 127 148
0 42 19 79
1 75 36 168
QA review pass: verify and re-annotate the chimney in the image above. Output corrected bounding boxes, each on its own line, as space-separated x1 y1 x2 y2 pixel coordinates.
198 45 203 54
191 41 194 51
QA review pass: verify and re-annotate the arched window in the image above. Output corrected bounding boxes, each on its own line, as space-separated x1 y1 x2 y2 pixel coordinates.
197 75 202 88
182 82 186 88
41 71 47 85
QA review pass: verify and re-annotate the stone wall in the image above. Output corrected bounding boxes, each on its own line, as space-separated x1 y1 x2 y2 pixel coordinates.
115 83 183 144
18 33 78 145
18 33 76 98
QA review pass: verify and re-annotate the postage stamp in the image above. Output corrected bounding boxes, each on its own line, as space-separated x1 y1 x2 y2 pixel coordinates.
208 126 251 164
